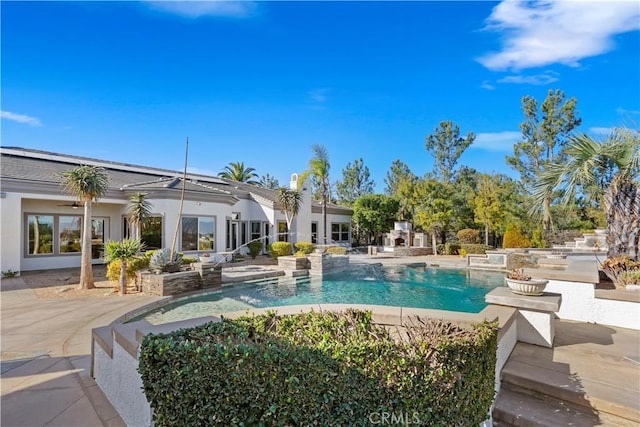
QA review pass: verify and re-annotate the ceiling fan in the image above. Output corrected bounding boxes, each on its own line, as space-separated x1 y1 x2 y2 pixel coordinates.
56 201 82 209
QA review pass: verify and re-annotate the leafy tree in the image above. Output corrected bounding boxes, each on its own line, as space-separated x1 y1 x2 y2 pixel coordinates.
259 173 280 190
450 166 480 233
413 178 454 254
275 187 302 253
309 144 331 244
335 158 375 207
533 129 640 259
425 121 475 183
503 223 531 248
384 159 414 196
473 174 505 245
507 89 581 231
352 194 400 245
218 161 259 184
103 239 145 296
127 192 153 240
59 165 109 290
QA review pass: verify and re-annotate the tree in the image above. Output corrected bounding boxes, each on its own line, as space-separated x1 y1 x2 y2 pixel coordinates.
335 158 375 207
413 178 454 254
275 187 302 253
507 89 581 231
384 159 414 196
425 121 475 183
352 194 400 245
473 174 505 245
218 161 259 184
103 239 145 296
127 192 153 240
259 173 280 190
309 144 331 244
533 129 640 259
59 165 109 289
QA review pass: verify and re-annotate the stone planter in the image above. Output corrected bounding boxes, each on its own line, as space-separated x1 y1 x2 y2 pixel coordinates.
505 278 549 296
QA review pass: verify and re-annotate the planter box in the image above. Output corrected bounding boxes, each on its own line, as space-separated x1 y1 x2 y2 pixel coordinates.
278 256 310 271
138 265 222 296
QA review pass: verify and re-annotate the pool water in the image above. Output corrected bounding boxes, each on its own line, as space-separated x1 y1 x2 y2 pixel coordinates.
134 264 506 325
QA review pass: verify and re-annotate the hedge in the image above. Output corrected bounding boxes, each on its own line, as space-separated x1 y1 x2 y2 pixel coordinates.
326 246 348 255
294 241 314 255
269 241 292 259
460 244 494 254
139 310 498 427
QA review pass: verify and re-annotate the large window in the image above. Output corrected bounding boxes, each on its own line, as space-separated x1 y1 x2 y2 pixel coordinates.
277 221 288 242
250 221 261 242
123 216 163 250
27 214 108 259
59 216 82 253
181 216 215 251
331 222 350 243
28 215 54 255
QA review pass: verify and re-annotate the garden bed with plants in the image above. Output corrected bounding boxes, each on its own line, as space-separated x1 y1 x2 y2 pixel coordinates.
139 309 498 426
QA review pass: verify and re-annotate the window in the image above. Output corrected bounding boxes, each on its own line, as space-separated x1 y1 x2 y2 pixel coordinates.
181 216 215 251
91 219 106 259
241 221 248 246
27 215 54 255
59 216 82 253
277 221 288 242
331 223 350 242
311 222 318 244
123 216 163 250
250 221 261 242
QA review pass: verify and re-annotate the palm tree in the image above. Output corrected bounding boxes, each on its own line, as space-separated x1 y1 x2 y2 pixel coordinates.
127 192 153 240
103 239 145 296
309 144 331 244
532 128 639 259
218 161 259 184
276 187 302 253
59 165 109 289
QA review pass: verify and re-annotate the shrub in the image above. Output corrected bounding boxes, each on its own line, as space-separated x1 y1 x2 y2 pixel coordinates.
530 228 547 248
458 248 467 258
601 256 640 288
270 241 292 259
247 241 263 259
616 270 640 286
326 246 347 255
444 243 460 255
181 256 198 265
457 228 480 244
106 256 148 284
294 241 314 255
139 310 498 427
503 223 531 248
149 248 181 272
460 244 494 254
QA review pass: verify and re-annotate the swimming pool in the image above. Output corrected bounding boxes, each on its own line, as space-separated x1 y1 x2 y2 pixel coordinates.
134 264 507 325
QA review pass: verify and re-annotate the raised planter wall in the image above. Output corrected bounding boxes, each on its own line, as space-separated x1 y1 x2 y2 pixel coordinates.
393 247 432 256
137 264 222 296
308 253 349 275
277 256 310 271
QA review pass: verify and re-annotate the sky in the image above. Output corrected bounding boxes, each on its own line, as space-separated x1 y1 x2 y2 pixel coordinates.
2 1 639 193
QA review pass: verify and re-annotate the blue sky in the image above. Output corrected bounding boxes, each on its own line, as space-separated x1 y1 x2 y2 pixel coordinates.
2 1 639 192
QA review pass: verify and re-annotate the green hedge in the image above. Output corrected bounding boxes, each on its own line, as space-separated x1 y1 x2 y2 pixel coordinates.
326 246 348 255
139 310 497 427
461 244 494 254
247 241 263 259
294 241 314 255
269 241 292 259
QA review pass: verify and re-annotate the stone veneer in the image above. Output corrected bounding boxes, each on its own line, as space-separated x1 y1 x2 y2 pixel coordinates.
308 253 349 275
392 247 432 256
277 256 310 271
137 263 222 296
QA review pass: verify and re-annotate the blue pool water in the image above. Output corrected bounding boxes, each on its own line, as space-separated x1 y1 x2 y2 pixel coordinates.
135 264 506 325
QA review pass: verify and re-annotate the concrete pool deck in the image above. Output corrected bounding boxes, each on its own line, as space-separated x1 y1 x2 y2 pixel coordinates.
1 256 638 426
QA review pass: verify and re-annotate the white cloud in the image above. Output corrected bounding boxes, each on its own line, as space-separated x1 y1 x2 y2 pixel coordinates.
144 1 258 19
589 127 616 135
498 72 559 85
616 107 640 116
308 88 330 103
0 110 42 127
480 80 496 90
478 1 640 71
473 131 521 152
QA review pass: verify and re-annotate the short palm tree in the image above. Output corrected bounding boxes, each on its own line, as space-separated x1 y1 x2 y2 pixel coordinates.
532 128 639 259
309 144 331 244
127 192 153 240
276 187 303 253
59 165 109 289
103 239 146 296
218 161 259 184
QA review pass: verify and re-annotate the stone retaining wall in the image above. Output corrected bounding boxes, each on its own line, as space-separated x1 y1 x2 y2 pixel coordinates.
137 264 222 296
308 253 349 275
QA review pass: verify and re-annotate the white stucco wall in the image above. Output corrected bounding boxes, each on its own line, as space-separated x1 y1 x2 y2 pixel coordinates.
0 192 22 274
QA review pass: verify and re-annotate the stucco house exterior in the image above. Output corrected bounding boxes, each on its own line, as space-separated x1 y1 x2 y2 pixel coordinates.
0 147 353 274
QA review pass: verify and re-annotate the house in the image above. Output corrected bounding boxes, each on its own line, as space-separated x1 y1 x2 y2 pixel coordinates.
0 147 353 274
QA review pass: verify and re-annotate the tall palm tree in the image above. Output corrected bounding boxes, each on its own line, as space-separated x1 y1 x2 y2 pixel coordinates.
276 187 302 253
218 161 259 184
103 239 145 296
60 165 109 289
127 192 153 240
532 128 639 259
309 144 330 244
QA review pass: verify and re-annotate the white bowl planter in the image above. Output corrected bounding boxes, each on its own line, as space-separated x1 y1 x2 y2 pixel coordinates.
505 278 549 296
